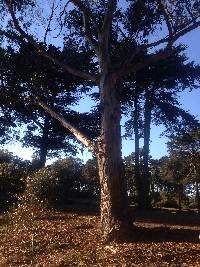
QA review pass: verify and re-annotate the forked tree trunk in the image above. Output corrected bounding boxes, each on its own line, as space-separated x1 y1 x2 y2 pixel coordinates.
97 74 133 242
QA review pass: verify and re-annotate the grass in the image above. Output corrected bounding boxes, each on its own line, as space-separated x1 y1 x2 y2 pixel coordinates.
0 205 200 266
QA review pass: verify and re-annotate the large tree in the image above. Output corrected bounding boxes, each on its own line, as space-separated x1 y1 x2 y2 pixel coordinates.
1 0 200 241
124 50 200 209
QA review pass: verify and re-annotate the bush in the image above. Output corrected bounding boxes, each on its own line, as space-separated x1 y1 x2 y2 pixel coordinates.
153 191 179 209
25 168 59 206
22 157 101 209
0 163 25 210
188 197 198 209
27 158 86 208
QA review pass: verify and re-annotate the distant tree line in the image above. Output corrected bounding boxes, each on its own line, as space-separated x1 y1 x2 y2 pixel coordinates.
1 129 200 214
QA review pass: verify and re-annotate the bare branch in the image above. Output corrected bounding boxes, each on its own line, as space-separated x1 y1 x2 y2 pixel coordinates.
53 0 71 39
37 98 98 153
5 0 98 83
70 1 100 57
117 24 128 40
44 1 56 44
185 3 197 23
42 52 98 82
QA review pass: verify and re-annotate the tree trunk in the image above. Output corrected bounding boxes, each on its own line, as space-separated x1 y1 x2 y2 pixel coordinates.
178 182 182 211
192 152 200 214
37 75 134 242
142 90 152 209
97 74 133 242
133 93 142 207
195 180 200 214
38 116 50 168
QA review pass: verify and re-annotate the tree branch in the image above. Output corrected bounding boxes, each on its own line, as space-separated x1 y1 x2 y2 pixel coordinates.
82 12 99 57
172 20 200 42
102 0 117 51
53 1 71 39
115 50 171 79
103 0 117 34
123 19 200 73
71 0 99 30
37 98 98 153
70 0 100 57
5 0 98 83
157 0 173 41
31 117 44 129
44 1 56 44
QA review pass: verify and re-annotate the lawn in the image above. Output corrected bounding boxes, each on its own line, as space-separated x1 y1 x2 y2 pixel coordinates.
0 207 200 266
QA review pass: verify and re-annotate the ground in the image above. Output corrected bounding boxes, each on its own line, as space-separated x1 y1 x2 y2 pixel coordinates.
0 207 200 267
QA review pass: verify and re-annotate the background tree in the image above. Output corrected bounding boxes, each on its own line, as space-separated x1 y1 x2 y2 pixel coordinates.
168 130 200 213
82 157 100 198
0 44 99 167
124 49 200 209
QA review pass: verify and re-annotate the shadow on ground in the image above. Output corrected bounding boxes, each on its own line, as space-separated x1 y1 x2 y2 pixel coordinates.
129 225 200 244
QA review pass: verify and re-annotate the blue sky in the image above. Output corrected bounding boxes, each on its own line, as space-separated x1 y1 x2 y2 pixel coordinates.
3 24 200 163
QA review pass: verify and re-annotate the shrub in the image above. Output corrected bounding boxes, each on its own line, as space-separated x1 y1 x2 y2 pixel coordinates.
27 158 83 207
0 162 25 210
25 157 100 209
153 191 179 209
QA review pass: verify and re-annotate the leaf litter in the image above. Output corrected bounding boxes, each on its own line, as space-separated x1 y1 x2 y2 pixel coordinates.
0 206 200 267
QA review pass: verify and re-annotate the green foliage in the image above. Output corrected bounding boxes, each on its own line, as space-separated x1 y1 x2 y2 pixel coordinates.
123 153 137 200
82 157 100 197
0 149 14 163
154 191 180 209
0 162 25 210
26 157 99 209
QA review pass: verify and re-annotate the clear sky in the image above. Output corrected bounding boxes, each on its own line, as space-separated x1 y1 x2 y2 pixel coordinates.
2 23 200 163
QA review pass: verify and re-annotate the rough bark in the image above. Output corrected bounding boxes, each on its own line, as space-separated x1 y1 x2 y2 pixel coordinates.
97 74 133 242
142 90 152 209
38 85 134 242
